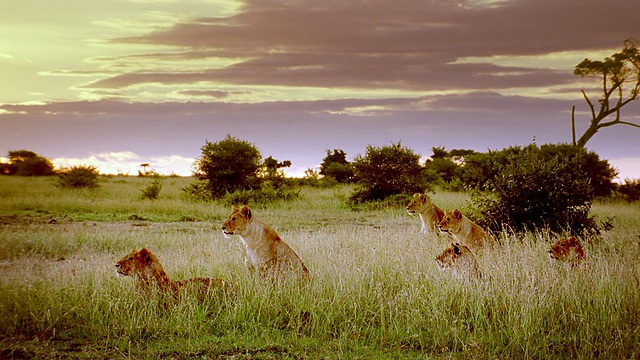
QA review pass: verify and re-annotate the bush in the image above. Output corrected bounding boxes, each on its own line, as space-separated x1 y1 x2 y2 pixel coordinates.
182 180 212 202
6 150 55 176
58 166 100 189
221 181 301 206
320 149 354 183
139 179 162 200
192 135 262 199
350 142 426 204
471 145 600 236
616 178 640 202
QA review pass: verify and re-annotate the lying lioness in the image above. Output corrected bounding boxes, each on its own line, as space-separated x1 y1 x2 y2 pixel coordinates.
548 236 588 268
115 248 229 295
435 242 482 281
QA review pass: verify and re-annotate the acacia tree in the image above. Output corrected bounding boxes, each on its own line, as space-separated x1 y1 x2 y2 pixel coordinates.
571 38 640 147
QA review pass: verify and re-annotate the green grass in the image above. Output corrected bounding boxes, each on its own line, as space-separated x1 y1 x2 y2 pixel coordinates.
1 176 639 359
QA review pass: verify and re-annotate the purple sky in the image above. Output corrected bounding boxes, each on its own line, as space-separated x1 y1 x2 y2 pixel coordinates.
1 0 639 179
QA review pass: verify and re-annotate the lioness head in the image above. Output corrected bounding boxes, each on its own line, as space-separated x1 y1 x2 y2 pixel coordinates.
435 243 467 270
439 209 464 233
406 193 433 215
548 236 586 265
222 206 252 238
115 248 161 277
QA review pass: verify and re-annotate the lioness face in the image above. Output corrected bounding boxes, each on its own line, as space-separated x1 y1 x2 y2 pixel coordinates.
439 209 463 233
221 206 252 238
548 237 585 263
406 193 429 215
115 248 152 277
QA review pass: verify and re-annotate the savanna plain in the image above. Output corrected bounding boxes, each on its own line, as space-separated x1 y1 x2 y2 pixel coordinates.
1 176 639 359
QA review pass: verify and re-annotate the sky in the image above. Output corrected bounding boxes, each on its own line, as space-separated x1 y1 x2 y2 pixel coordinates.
1 0 639 180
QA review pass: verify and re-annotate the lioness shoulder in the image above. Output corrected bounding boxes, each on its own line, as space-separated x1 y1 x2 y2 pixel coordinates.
438 209 494 251
221 206 310 281
435 242 482 280
406 193 445 235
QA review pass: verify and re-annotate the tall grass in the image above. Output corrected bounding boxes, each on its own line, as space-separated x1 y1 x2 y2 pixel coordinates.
1 176 639 358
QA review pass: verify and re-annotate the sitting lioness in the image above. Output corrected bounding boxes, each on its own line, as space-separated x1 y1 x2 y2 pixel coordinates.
406 193 445 235
222 206 310 281
438 209 494 251
115 248 229 295
548 236 587 268
435 243 482 280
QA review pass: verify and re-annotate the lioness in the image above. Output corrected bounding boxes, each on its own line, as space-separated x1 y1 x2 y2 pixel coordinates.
435 243 482 280
438 209 494 251
548 236 587 268
115 248 229 295
222 206 310 281
406 193 445 235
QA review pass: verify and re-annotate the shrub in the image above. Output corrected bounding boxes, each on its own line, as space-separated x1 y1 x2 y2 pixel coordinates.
471 145 600 236
350 142 426 204
221 181 301 206
320 149 354 183
139 179 162 200
58 166 100 189
192 135 262 199
617 178 640 202
6 150 55 176
182 180 212 202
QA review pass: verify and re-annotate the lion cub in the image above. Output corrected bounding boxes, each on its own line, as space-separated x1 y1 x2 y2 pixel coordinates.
435 243 482 280
222 206 310 281
548 236 588 268
438 209 494 251
406 193 445 235
115 248 229 295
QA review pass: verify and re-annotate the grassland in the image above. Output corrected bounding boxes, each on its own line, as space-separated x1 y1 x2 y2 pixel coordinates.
1 176 639 359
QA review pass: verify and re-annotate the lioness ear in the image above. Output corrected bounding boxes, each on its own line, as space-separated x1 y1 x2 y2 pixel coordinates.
413 193 420 198
241 206 252 220
138 248 151 263
453 209 462 219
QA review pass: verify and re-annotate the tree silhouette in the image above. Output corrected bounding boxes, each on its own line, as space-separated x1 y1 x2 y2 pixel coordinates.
571 38 640 147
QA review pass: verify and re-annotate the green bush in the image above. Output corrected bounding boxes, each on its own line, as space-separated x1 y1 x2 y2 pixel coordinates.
221 181 301 206
139 179 162 200
349 142 426 204
471 145 600 236
182 179 212 201
320 149 354 183
58 166 100 189
192 135 262 199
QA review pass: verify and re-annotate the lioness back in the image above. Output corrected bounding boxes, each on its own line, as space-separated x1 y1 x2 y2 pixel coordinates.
406 193 445 235
438 209 494 251
222 206 310 281
435 242 482 280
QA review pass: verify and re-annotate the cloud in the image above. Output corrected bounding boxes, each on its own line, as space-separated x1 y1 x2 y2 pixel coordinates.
52 151 195 176
85 0 634 94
